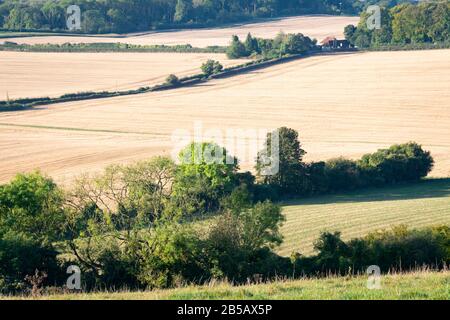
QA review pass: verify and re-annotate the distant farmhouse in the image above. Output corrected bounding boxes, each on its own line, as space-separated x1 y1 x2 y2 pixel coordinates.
320 36 353 51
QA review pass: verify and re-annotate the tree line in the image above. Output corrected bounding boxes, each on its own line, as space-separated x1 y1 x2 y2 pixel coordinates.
1 127 445 295
0 0 393 34
227 32 317 59
344 1 450 49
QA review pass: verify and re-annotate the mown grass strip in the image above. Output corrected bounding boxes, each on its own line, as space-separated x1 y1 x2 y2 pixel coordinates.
278 179 450 256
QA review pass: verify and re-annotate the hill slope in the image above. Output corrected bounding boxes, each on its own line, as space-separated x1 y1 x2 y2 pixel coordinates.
2 15 359 47
1 50 449 184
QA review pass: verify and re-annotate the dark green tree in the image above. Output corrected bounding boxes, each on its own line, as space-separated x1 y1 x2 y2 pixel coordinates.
226 35 248 58
201 59 223 76
174 0 193 23
256 127 308 196
244 33 260 55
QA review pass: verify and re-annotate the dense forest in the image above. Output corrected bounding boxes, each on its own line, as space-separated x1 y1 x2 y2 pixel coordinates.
345 1 450 48
0 0 415 34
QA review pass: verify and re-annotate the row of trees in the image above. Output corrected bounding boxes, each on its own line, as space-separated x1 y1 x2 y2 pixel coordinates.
227 32 317 59
256 127 434 198
345 2 450 48
0 0 362 34
0 128 439 294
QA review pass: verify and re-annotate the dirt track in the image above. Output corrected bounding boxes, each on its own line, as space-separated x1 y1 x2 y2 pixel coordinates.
1 49 449 184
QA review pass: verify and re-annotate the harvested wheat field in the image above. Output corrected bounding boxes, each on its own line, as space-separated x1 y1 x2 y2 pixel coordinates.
3 15 359 47
0 51 247 99
0 49 449 184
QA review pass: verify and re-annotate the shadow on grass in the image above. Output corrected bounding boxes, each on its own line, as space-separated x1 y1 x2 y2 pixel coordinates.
283 178 450 207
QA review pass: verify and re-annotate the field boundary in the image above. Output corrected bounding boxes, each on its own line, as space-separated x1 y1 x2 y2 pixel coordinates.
0 49 355 112
0 42 228 53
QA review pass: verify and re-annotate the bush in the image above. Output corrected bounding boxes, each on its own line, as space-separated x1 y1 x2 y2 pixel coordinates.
135 223 205 289
165 74 180 86
0 171 65 244
358 142 434 185
293 225 450 276
201 59 223 76
0 231 59 293
324 158 361 192
204 201 285 282
226 35 248 59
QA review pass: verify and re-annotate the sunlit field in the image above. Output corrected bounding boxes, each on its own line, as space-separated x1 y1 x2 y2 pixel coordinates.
0 51 247 99
1 49 449 184
1 15 359 47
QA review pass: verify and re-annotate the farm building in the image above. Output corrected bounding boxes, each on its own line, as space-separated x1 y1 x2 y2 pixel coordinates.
320 36 353 50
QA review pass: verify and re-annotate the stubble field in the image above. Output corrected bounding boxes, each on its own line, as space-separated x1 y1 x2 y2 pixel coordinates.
2 15 359 47
0 51 247 99
1 49 449 186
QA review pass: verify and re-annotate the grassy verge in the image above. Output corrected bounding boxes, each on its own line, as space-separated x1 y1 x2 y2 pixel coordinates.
278 178 450 256
4 271 448 300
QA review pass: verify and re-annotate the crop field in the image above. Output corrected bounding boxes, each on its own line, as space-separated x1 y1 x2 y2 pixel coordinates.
2 15 359 47
0 49 449 185
0 51 247 99
278 179 450 256
5 271 448 300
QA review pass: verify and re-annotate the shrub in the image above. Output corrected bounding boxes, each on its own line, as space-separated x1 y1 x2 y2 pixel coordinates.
293 225 450 276
0 231 59 293
0 171 65 244
358 142 434 185
324 157 361 192
165 74 180 86
204 201 285 282
201 59 223 76
135 223 205 289
226 35 248 59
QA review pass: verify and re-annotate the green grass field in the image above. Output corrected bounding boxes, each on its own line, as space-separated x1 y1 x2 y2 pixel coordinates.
278 179 450 256
6 271 448 300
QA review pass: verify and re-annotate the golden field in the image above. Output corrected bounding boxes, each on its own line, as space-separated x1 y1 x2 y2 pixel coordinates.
0 51 247 99
0 49 449 185
2 15 359 47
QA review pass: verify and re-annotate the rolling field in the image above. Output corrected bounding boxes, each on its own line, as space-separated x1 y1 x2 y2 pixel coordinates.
5 271 449 300
278 179 450 256
2 15 359 47
0 49 449 185
0 51 247 99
